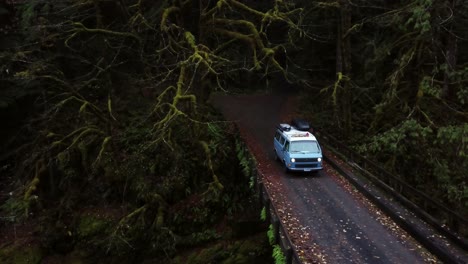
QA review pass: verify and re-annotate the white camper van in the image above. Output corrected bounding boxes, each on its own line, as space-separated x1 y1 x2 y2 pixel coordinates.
273 119 323 173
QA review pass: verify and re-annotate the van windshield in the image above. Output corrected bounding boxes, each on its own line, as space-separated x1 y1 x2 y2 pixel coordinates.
290 141 320 153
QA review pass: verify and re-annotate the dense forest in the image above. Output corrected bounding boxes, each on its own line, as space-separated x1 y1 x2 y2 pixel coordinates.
297 0 468 228
0 0 467 263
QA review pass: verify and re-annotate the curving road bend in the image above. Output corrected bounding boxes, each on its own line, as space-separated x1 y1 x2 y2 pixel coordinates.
212 93 437 263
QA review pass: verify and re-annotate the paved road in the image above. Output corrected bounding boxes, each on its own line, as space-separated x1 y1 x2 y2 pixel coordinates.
212 93 434 263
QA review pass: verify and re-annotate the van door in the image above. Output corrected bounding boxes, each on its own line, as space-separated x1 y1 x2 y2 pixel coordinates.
276 135 286 161
274 131 281 158
283 141 290 163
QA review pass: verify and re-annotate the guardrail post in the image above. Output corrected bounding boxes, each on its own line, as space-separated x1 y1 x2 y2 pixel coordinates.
273 217 280 244
259 182 264 207
252 167 258 189
450 216 460 234
265 197 271 224
372 169 384 184
285 247 293 264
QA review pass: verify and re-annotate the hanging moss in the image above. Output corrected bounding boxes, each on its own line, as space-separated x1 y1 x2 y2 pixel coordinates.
1 0 303 262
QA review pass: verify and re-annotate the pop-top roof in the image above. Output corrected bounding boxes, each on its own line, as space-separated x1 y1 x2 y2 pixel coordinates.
278 123 317 141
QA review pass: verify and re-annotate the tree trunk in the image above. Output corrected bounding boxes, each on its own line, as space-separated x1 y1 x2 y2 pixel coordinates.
341 0 352 138
336 0 352 139
443 24 457 99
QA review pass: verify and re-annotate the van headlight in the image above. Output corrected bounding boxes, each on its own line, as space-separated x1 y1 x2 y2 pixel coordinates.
290 158 295 163
318 158 322 162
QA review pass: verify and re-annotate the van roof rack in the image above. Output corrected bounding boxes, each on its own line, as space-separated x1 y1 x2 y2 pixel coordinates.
278 124 291 132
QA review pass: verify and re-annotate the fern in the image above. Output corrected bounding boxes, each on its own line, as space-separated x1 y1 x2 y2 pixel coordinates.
267 224 275 245
249 176 255 189
240 156 251 177
260 207 266 221
272 244 286 264
236 139 253 178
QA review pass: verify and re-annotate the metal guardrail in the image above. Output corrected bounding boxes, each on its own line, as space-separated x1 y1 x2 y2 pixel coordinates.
317 132 468 251
238 129 467 264
257 178 301 264
238 140 303 264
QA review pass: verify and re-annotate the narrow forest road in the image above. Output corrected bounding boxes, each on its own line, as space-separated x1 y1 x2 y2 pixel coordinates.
212 92 437 264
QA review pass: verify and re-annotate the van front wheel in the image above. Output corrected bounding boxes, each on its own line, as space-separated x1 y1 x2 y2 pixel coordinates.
283 161 290 173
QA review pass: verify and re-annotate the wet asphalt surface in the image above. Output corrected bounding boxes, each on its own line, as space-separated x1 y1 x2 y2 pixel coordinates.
212 93 432 263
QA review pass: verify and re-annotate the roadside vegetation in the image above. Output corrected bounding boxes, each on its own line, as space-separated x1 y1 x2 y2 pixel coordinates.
0 0 467 262
0 0 303 262
297 0 468 235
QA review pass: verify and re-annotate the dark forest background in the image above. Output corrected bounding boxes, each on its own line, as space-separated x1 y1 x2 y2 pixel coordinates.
0 0 467 263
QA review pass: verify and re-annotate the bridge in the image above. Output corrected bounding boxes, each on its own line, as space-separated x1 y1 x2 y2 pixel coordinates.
213 93 468 264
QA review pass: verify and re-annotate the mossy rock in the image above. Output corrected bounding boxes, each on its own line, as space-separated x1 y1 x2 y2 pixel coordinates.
237 239 266 256
171 233 271 264
228 234 272 264
191 244 228 264
0 243 42 264
64 250 87 264
173 243 228 264
77 214 111 239
221 254 249 264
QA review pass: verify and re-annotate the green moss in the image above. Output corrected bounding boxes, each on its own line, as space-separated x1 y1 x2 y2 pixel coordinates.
78 215 110 238
65 250 87 264
192 244 226 263
0 243 42 264
176 243 226 264
172 233 270 264
222 254 249 264
237 239 266 256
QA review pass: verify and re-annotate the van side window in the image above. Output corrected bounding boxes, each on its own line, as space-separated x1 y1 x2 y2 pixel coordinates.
279 136 285 145
275 131 281 141
284 141 290 151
